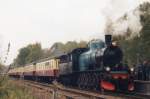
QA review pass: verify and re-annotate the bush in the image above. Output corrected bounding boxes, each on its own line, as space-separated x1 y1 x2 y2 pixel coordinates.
0 76 34 99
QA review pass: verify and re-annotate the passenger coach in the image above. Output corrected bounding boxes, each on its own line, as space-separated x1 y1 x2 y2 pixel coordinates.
8 57 59 83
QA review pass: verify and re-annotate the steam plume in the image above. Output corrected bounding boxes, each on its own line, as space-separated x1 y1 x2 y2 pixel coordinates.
103 0 150 37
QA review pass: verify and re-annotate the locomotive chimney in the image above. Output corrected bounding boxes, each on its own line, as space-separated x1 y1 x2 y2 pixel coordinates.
105 34 112 46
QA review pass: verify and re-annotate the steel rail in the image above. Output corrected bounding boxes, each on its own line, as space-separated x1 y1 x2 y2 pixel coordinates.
12 79 149 99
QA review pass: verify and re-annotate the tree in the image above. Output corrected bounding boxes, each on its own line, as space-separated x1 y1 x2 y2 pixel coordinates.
78 41 87 48
25 43 42 63
13 40 87 67
14 43 42 66
16 47 30 65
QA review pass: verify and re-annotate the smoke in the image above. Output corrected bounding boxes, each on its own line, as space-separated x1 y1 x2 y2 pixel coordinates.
103 0 150 37
112 9 142 37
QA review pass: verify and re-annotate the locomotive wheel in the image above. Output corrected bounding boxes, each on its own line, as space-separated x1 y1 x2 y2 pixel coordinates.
81 73 85 89
77 74 81 88
82 73 86 89
77 73 87 89
77 73 83 89
88 73 93 89
94 73 100 90
85 73 89 89
76 72 102 91
90 73 96 89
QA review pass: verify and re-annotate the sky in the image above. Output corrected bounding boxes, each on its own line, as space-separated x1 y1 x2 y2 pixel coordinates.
0 0 149 65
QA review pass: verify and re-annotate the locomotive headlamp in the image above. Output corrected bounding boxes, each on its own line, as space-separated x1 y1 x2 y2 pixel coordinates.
130 68 134 72
106 67 111 71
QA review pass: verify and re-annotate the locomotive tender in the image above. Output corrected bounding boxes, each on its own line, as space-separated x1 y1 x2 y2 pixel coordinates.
8 34 134 91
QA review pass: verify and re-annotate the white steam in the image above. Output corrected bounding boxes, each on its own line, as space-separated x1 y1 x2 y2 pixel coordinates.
113 9 142 37
103 0 150 37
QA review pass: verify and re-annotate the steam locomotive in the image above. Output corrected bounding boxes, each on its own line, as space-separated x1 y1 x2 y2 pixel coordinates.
58 35 134 91
8 35 134 92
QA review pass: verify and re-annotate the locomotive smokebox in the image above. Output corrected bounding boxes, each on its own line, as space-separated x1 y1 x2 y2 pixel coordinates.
105 34 112 46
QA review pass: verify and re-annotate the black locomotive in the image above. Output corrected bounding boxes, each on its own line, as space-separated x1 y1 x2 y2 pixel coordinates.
58 35 134 91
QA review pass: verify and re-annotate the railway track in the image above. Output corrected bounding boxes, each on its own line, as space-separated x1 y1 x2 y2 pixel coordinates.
13 79 149 99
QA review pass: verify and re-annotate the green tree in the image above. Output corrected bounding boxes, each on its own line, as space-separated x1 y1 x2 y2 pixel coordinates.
16 47 30 65
14 43 42 66
78 41 87 48
25 43 42 63
111 2 150 66
64 41 78 52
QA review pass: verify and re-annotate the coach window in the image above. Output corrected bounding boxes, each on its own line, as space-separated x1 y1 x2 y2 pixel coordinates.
50 61 52 69
53 61 55 68
55 60 57 68
53 61 54 68
56 59 59 68
52 61 53 69
53 60 54 68
43 63 44 70
50 61 52 68
49 61 50 69
45 62 49 66
52 61 53 68
39 64 40 70
43 63 44 69
41 63 44 70
51 61 52 69
49 61 51 69
45 62 46 69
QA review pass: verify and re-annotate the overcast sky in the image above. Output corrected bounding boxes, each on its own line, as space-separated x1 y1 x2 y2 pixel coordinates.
0 0 149 65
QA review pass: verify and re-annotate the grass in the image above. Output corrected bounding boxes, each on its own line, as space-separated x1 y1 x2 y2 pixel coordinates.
0 76 34 99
